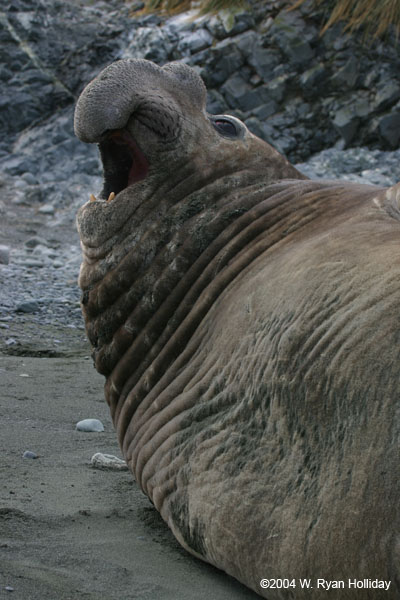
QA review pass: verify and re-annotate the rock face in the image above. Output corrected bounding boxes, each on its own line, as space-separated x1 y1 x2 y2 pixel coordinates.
1 0 400 181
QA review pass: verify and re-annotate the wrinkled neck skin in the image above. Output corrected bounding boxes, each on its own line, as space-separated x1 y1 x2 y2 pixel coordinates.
75 57 312 487
75 59 399 599
77 134 309 455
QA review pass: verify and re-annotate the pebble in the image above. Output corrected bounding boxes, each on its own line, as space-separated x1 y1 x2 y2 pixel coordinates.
38 203 55 215
0 245 10 265
15 300 40 313
76 419 105 432
4 586 14 592
23 450 38 459
91 453 128 471
21 258 44 268
24 236 51 249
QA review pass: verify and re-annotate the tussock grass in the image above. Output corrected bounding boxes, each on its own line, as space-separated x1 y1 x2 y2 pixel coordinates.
292 0 400 37
137 0 400 37
138 0 247 15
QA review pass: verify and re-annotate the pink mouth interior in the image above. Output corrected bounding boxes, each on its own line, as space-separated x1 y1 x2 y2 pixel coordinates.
110 130 149 186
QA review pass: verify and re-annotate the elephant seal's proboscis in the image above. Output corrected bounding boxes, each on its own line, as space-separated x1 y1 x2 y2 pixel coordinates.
74 59 399 599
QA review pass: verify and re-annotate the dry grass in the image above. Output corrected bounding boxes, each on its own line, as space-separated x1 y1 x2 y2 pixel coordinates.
292 0 400 37
137 0 246 15
135 0 400 37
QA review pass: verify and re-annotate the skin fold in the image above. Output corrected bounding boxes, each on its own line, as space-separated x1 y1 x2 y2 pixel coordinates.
74 58 400 599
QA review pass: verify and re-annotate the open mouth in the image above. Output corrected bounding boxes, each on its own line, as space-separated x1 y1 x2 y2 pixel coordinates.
96 129 149 201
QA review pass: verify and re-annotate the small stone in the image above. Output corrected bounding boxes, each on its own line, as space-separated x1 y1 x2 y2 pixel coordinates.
23 450 38 459
32 244 57 258
76 419 104 432
19 373 30 377
0 245 10 265
22 258 44 268
91 453 128 471
21 172 37 185
38 203 55 215
15 301 40 313
25 236 51 249
5 586 14 592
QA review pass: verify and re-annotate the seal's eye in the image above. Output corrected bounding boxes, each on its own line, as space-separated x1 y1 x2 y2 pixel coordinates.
212 119 238 138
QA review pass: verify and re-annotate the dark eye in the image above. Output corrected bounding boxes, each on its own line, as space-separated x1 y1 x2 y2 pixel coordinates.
212 118 238 138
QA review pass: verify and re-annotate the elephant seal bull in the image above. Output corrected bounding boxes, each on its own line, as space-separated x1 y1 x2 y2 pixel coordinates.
74 58 400 599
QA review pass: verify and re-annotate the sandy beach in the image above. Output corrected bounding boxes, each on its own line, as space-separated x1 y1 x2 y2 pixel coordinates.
0 352 259 599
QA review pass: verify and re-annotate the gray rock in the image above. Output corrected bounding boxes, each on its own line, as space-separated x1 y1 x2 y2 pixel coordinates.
206 90 228 115
352 95 371 119
178 28 213 55
76 419 105 433
265 75 289 103
252 101 277 121
21 258 45 268
21 172 37 185
247 44 281 81
372 82 400 112
25 236 51 249
332 107 360 145
232 30 258 57
122 26 173 63
0 245 10 265
91 453 129 471
32 245 58 260
300 64 329 96
23 450 38 459
245 118 277 146
269 11 315 67
15 300 40 313
273 135 298 156
221 74 254 111
194 39 245 87
377 113 400 147
38 203 55 215
330 56 360 89
206 10 255 39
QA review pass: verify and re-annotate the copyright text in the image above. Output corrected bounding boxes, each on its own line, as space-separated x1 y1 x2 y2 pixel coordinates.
259 578 391 591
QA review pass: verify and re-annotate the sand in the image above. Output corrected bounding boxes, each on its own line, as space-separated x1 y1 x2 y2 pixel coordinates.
0 353 260 599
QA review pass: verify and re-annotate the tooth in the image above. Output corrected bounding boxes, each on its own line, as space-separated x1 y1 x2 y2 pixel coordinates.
90 194 97 202
107 192 115 202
